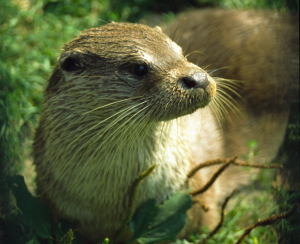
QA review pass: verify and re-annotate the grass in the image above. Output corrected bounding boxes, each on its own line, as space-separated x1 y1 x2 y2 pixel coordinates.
187 172 280 244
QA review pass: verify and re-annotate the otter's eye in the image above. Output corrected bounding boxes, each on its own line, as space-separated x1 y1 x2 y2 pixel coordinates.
61 57 80 72
132 64 148 77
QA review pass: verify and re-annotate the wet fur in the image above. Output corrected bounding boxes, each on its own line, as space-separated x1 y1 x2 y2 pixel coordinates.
34 23 226 243
33 10 299 243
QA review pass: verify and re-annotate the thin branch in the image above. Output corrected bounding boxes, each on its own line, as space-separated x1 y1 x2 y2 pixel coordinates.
197 189 237 244
188 158 282 179
113 164 157 244
235 205 299 244
232 160 283 169
188 158 232 178
190 156 237 196
127 164 157 221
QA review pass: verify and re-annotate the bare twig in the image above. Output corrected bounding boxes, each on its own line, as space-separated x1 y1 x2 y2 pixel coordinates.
188 158 232 178
188 158 282 179
190 156 237 196
232 160 283 169
127 164 157 221
113 164 157 244
235 205 299 244
197 189 237 244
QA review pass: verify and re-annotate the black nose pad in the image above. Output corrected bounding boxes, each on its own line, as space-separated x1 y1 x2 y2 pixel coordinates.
180 72 209 89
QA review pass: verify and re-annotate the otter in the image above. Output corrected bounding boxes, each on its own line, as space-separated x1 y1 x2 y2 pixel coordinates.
34 22 233 243
164 9 299 165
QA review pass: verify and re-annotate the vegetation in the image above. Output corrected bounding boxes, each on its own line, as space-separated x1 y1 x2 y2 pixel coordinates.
0 0 298 244
5 164 288 244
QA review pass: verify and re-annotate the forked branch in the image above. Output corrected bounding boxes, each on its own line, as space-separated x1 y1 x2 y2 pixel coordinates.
235 204 299 244
188 157 282 179
189 156 237 196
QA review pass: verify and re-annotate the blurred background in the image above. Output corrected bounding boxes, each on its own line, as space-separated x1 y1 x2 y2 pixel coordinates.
0 0 299 243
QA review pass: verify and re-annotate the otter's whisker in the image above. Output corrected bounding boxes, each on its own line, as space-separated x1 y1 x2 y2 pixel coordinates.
216 78 243 86
110 103 151 148
216 92 241 118
210 98 228 124
82 96 142 115
209 103 223 129
216 88 239 108
107 110 153 175
216 82 243 99
70 108 147 190
68 101 145 149
78 102 146 160
39 101 147 196
214 95 236 124
97 102 148 138
185 50 205 59
208 67 229 75
93 104 153 179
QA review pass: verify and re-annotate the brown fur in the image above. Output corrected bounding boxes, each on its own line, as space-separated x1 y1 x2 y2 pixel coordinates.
33 22 231 243
33 9 299 243
164 9 299 164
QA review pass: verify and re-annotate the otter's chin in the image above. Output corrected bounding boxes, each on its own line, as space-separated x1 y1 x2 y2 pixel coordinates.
153 95 213 122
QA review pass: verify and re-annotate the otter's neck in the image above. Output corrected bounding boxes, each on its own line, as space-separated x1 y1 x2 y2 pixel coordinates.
48 112 193 205
91 118 192 205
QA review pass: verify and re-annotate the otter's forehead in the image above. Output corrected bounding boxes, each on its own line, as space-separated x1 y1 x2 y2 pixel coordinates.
63 22 183 63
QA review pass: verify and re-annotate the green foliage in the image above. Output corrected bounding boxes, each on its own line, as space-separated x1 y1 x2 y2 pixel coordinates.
43 0 97 17
7 175 51 239
241 140 259 164
219 0 298 10
26 237 41 244
128 191 193 244
108 0 218 22
0 0 104 174
7 175 193 244
275 102 300 244
275 190 300 243
4 173 284 244
0 1 25 173
173 188 279 244
6 175 82 244
102 238 110 244
107 0 298 23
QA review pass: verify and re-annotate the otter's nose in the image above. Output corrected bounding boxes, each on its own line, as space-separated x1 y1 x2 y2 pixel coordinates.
180 72 209 89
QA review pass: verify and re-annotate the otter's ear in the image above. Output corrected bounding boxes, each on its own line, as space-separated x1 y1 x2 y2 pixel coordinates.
59 51 84 72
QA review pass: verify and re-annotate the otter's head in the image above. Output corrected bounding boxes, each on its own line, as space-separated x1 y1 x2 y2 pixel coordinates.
46 22 216 121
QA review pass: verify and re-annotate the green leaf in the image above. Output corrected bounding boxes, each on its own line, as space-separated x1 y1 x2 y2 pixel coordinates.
6 175 52 239
102 238 109 244
26 236 41 244
128 190 193 244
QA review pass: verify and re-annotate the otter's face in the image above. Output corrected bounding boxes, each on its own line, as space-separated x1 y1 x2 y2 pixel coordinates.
47 22 216 121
